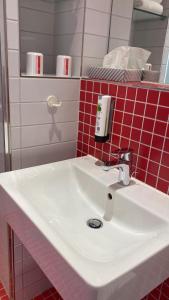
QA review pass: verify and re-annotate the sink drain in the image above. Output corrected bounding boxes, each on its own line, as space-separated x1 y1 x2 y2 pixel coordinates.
87 218 103 229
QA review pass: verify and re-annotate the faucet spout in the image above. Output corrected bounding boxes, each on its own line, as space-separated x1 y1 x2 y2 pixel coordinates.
103 163 130 186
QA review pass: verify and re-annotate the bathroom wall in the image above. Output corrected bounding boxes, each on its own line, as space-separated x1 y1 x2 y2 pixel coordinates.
20 0 85 76
54 0 85 76
19 0 56 74
81 0 134 75
77 78 169 299
5 0 80 299
132 18 168 72
108 0 134 51
78 79 169 194
82 0 112 75
10 78 79 170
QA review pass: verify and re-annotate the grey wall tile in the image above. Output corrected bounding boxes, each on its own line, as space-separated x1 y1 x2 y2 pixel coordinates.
86 0 112 13
10 103 20 126
6 0 19 20
112 0 134 18
9 78 20 102
110 15 131 40
21 122 78 148
21 141 77 168
83 34 108 58
8 50 20 77
20 101 79 126
20 7 54 35
7 20 19 50
20 78 80 102
85 8 110 37
11 126 21 149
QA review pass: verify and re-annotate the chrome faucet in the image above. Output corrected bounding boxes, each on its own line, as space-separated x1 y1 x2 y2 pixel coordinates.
103 148 133 186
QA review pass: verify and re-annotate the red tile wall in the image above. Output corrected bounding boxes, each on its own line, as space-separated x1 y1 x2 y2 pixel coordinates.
0 279 63 300
77 79 169 300
77 79 169 195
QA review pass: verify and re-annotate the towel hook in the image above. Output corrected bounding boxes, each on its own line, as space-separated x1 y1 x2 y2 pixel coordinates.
47 95 62 108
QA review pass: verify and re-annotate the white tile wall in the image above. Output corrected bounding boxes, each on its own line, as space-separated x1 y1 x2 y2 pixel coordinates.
11 127 20 150
21 141 77 168
112 0 133 18
131 18 168 73
7 20 19 50
20 0 55 13
109 38 129 50
55 33 83 57
11 150 21 171
20 78 80 102
20 101 79 125
82 0 112 75
55 0 84 12
9 78 20 102
20 8 54 35
8 50 20 77
83 34 108 58
21 32 54 55
6 0 18 20
54 8 84 35
110 15 131 40
10 103 20 126
85 8 110 37
108 0 133 52
21 123 77 148
9 77 79 168
86 0 112 13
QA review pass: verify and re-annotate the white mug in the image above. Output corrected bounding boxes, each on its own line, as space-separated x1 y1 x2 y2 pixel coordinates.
56 55 72 77
26 52 43 76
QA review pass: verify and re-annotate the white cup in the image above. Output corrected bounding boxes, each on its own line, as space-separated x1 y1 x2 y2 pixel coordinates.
26 52 43 76
56 55 72 77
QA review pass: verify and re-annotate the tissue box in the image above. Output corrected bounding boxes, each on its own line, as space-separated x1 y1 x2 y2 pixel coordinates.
142 70 160 83
87 66 142 82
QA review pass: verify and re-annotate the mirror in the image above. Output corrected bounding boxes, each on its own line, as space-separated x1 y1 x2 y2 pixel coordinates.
19 0 169 87
108 0 169 85
19 0 85 77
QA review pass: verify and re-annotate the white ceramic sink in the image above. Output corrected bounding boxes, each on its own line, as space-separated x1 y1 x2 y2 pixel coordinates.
0 155 169 300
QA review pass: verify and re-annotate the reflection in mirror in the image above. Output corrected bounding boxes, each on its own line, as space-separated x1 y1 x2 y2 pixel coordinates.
130 8 168 83
19 0 85 77
107 0 169 84
19 0 169 87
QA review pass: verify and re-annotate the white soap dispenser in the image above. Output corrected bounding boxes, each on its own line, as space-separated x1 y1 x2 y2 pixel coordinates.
95 95 112 143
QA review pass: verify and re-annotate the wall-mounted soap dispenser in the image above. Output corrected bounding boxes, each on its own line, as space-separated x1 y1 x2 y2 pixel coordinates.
95 95 114 143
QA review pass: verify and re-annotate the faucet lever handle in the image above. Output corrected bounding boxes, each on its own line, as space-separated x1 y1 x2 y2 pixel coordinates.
111 148 133 162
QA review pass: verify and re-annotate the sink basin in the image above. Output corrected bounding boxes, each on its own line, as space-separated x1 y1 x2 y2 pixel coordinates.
0 155 169 300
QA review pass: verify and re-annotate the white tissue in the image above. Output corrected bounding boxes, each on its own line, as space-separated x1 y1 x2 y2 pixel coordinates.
153 0 162 3
103 46 151 70
134 0 163 15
